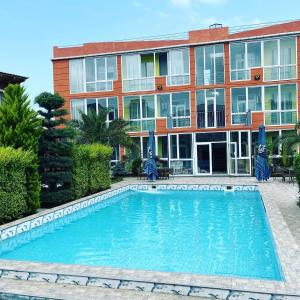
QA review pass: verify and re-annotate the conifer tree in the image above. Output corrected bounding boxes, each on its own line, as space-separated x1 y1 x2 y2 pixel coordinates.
0 84 42 212
35 92 73 207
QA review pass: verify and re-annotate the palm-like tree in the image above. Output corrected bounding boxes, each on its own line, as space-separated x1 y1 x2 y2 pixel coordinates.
71 109 134 149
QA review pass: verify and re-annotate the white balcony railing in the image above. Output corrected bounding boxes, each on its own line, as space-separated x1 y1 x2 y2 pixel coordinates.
86 81 113 92
230 69 251 81
263 65 297 81
167 74 190 86
122 77 155 92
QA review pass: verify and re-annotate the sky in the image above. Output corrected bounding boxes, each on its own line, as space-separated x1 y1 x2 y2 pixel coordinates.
0 0 300 102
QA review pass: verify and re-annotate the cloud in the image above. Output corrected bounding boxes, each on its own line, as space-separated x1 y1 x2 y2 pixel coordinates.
170 0 191 7
170 0 226 7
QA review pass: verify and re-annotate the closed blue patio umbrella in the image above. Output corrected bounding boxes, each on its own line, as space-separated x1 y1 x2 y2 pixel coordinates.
255 125 270 181
144 131 158 181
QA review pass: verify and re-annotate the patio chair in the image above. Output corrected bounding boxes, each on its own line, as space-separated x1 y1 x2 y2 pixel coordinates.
271 165 288 182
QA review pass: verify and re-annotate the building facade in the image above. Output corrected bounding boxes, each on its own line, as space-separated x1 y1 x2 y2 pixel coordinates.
52 20 300 176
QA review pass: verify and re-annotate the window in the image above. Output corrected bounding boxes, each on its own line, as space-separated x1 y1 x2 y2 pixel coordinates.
171 92 190 127
122 54 155 92
71 99 85 120
123 95 155 132
70 97 118 123
264 84 297 125
229 131 251 174
157 136 168 159
169 133 193 174
196 89 225 128
230 41 262 81
231 87 262 124
98 97 118 123
69 59 84 93
156 92 190 128
69 56 116 93
231 88 247 124
195 44 224 85
85 56 116 92
263 37 297 81
167 48 189 85
157 94 170 117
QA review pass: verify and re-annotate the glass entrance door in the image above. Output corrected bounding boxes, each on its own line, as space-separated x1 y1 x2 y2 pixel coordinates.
196 143 212 175
228 142 237 175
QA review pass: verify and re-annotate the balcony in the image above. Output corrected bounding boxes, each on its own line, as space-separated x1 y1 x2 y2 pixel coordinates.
122 77 155 92
230 69 250 81
263 65 297 81
197 110 225 128
167 74 190 86
86 80 113 92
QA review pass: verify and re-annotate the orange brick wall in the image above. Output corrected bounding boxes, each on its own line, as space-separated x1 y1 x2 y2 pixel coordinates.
53 22 300 138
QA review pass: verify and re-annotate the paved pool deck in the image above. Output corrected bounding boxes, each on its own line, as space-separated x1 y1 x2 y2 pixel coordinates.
0 176 300 300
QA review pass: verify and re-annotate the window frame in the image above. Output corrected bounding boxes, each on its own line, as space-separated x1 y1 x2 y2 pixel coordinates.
264 83 298 126
195 44 225 86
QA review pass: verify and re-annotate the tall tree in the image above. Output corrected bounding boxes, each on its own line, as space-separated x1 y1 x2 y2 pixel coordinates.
72 109 134 149
36 92 73 207
0 84 42 212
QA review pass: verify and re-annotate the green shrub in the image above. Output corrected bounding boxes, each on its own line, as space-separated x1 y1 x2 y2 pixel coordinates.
0 147 33 224
294 154 300 206
72 144 112 199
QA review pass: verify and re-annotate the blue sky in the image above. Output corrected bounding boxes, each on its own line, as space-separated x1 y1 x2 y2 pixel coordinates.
0 0 299 101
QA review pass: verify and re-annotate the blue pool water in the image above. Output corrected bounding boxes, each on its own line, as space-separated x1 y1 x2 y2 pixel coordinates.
0 189 283 280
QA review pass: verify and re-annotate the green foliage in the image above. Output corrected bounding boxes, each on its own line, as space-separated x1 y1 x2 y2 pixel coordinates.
0 84 42 212
281 143 290 167
72 144 112 199
111 162 127 177
131 158 142 176
36 92 74 207
71 109 133 148
293 154 300 206
0 147 33 224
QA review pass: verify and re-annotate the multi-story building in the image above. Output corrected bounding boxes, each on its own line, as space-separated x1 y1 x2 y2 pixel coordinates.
52 20 300 176
0 71 27 102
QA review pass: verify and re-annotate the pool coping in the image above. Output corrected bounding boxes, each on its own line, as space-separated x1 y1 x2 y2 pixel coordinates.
0 182 300 299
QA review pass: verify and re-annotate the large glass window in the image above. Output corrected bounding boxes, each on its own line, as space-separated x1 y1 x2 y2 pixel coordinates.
195 44 224 85
167 48 189 85
156 92 190 128
264 37 297 81
169 133 193 174
85 56 116 92
230 41 262 81
229 131 251 174
69 59 84 93
196 89 225 128
98 97 118 122
265 84 297 125
123 95 155 132
231 86 262 124
230 43 249 81
71 99 85 120
157 94 170 117
71 97 118 123
231 88 246 124
171 92 190 127
122 54 155 92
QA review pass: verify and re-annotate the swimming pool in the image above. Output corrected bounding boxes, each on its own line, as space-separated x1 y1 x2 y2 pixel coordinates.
0 185 283 281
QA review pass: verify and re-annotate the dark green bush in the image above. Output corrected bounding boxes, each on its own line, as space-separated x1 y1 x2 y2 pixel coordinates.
0 147 33 224
293 154 300 206
72 144 112 199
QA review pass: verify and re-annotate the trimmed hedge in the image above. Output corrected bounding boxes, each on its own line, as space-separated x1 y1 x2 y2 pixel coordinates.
0 147 33 224
293 154 300 206
72 144 112 199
